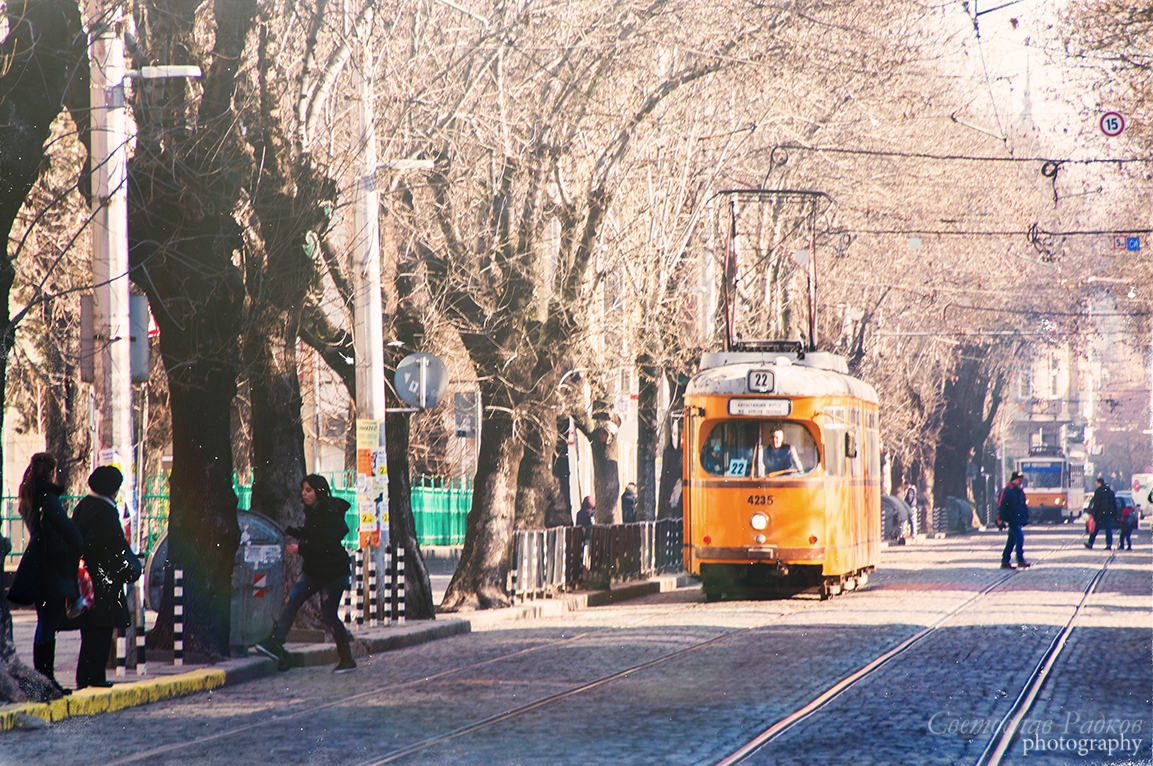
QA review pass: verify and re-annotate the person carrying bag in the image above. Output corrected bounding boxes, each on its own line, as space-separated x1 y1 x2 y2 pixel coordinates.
71 466 142 689
6 452 83 696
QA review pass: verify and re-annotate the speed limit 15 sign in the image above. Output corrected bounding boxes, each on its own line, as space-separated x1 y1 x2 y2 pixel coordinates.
1100 111 1125 137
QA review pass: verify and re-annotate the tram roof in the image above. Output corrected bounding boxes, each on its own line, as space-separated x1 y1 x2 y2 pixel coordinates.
687 351 878 403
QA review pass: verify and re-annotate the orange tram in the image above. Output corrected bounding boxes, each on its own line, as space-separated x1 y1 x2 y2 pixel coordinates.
683 348 881 600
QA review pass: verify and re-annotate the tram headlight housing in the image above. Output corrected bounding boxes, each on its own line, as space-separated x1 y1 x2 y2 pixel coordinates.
750 513 769 530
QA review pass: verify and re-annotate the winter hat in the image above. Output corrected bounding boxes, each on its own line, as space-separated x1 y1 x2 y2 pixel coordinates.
89 465 124 497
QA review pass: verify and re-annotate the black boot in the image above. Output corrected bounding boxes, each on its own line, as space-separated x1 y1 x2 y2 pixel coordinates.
333 636 357 674
33 642 71 696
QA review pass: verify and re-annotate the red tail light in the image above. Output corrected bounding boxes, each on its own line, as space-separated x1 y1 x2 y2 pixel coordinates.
809 535 818 544
703 536 712 544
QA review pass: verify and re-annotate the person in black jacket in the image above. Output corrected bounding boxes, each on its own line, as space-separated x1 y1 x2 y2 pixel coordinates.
575 496 595 527
1085 477 1118 550
255 474 356 673
620 483 637 524
998 471 1031 570
72 466 137 689
12 452 83 695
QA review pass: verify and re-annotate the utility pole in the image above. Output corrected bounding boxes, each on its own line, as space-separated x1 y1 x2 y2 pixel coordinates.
351 22 389 563
88 0 134 534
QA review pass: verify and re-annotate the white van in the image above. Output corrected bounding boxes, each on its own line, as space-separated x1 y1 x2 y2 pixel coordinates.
1131 474 1153 517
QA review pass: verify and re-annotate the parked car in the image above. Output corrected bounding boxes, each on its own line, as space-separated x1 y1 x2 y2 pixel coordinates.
1115 491 1137 519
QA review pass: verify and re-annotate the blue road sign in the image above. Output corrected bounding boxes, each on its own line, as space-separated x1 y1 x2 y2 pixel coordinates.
1127 236 1141 251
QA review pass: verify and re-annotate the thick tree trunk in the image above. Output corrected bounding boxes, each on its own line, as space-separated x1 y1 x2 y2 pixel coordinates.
386 411 435 620
246 316 307 527
162 359 242 658
42 302 90 493
515 415 561 529
656 376 686 519
636 360 660 521
590 431 620 524
0 536 61 703
545 417 573 528
0 0 86 692
438 409 522 612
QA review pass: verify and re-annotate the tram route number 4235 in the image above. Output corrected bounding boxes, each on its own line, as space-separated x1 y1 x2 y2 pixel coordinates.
748 494 774 506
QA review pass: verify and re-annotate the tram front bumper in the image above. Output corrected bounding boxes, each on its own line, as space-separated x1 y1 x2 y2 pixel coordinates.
694 546 825 562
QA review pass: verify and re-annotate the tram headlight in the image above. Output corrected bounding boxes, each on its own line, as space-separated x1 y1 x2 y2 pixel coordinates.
750 513 769 530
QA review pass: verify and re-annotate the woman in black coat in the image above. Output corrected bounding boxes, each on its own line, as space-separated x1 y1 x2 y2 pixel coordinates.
255 474 356 673
72 466 135 689
10 452 83 695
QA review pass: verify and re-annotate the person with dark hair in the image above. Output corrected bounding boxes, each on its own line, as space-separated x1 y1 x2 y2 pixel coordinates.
255 474 356 674
998 471 1031 570
620 483 638 524
72 465 139 689
1085 477 1118 550
575 496 595 528
8 452 82 695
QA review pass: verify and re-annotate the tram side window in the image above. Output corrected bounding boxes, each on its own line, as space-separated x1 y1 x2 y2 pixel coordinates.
700 421 818 478
823 407 846 477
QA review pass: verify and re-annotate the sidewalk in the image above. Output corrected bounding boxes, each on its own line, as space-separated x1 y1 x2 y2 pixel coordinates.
2 572 692 731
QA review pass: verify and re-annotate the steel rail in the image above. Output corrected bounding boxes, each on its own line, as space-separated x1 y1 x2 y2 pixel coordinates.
975 554 1114 766
713 539 1083 765
103 597 808 766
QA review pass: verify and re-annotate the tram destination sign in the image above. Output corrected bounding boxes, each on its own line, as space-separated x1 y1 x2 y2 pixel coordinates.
747 370 775 393
729 398 791 417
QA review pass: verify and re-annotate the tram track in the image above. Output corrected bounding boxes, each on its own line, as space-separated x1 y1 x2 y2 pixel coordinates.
976 552 1114 766
102 596 818 765
713 539 1108 765
76 535 1121 766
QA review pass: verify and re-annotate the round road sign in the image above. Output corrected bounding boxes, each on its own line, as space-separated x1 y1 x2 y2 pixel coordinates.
394 352 449 409
1100 111 1125 137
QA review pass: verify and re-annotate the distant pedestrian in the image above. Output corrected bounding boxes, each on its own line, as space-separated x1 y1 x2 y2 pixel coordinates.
903 482 917 509
7 452 83 696
998 472 1031 570
1085 478 1117 550
72 466 141 689
620 483 637 523
256 474 356 674
576 496 595 528
1118 503 1137 551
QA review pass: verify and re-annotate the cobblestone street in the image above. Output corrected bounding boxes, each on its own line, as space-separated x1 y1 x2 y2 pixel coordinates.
3 526 1149 765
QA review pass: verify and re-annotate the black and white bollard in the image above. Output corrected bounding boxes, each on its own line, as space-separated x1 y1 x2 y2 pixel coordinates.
116 629 127 677
343 548 354 627
173 568 184 666
368 548 378 628
354 548 364 630
394 543 405 625
136 580 147 676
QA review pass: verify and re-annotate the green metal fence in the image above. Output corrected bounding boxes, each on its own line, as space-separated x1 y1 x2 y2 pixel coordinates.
411 475 472 546
2 472 472 567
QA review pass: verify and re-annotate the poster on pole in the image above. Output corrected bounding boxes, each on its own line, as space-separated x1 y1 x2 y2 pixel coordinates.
355 419 382 548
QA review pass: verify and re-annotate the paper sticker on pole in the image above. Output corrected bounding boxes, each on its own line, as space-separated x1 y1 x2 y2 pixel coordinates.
1100 111 1125 137
395 353 449 409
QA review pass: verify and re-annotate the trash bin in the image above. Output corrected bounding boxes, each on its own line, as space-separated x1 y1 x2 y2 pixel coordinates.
143 510 286 654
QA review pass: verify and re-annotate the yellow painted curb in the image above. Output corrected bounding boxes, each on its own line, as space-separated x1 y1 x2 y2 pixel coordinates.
0 668 226 731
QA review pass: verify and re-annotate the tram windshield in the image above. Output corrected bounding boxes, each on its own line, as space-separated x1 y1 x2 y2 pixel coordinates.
700 421 819 478
1019 462 1064 489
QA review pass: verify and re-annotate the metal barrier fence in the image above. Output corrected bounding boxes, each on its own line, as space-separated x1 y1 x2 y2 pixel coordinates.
2 471 474 568
510 518 683 601
411 475 471 546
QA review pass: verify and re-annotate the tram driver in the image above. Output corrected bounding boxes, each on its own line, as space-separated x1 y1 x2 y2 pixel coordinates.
760 427 803 475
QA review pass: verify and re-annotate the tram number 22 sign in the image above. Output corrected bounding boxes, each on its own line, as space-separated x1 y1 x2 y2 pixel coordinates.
1100 112 1125 137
